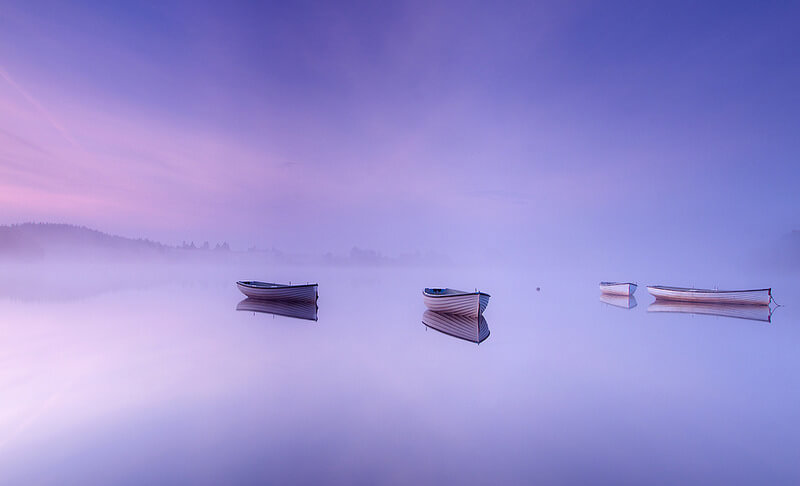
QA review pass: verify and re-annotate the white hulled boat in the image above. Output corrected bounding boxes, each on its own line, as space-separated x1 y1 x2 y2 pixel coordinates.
599 282 637 296
646 286 770 306
422 288 489 317
236 281 318 302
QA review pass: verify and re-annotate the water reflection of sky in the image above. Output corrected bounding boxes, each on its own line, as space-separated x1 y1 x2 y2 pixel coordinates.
0 264 797 485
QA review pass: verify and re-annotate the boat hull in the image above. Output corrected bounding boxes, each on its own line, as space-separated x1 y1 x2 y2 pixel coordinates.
647 286 770 306
236 281 318 302
422 310 490 343
600 282 637 296
648 302 771 323
422 291 489 317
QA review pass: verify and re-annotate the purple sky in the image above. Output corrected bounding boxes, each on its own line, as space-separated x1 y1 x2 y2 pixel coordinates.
1 1 798 258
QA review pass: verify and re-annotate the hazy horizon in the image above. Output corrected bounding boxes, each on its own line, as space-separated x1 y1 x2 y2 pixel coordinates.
2 222 799 284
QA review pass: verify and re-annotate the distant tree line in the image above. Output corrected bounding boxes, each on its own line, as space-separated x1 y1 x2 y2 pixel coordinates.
180 241 230 251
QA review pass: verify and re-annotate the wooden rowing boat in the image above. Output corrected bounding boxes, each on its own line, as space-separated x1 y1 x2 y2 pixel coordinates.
422 288 490 317
599 282 637 296
236 298 318 321
647 301 771 323
236 281 318 302
646 286 770 306
422 310 490 344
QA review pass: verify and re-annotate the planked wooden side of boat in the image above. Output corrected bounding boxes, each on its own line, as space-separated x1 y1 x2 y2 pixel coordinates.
648 301 771 323
422 288 490 317
422 310 490 344
236 298 318 321
236 281 318 302
599 282 637 296
600 294 638 309
647 286 770 306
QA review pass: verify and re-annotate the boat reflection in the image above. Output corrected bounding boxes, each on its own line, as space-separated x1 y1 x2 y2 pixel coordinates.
422 310 490 344
236 298 318 322
600 294 638 309
648 301 772 323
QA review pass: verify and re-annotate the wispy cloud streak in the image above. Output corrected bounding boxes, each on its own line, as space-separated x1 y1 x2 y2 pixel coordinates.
0 67 81 149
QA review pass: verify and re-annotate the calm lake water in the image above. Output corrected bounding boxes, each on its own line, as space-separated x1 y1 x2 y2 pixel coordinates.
0 262 798 485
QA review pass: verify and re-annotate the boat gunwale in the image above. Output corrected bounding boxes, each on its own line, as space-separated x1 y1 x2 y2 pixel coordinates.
647 285 771 294
237 281 319 289
599 282 636 287
422 288 491 298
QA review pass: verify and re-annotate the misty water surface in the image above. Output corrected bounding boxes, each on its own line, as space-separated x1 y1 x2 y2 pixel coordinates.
0 261 797 485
